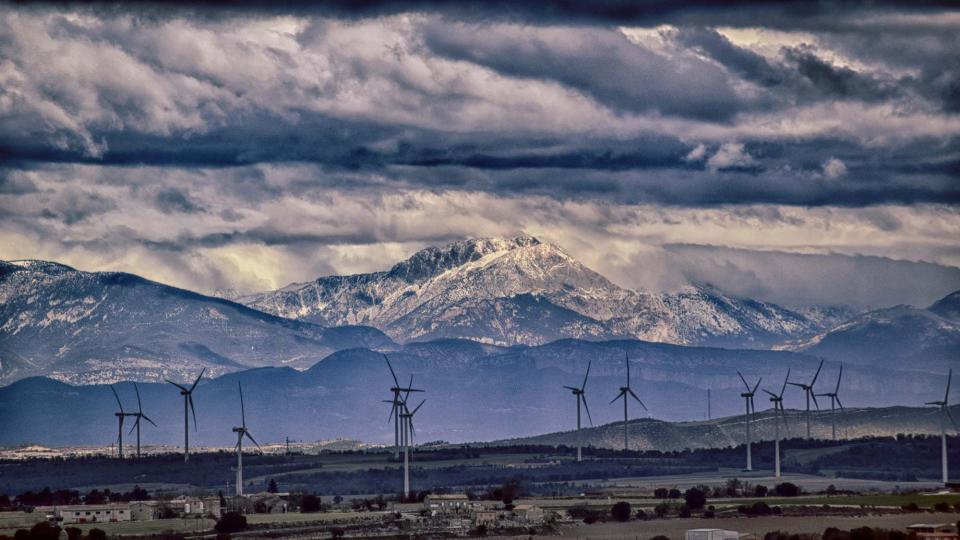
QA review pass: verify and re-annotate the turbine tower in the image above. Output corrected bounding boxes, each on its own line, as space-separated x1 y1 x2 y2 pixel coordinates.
384 355 422 461
127 383 157 458
926 369 957 485
763 369 791 478
737 371 761 471
399 399 425 500
788 359 823 438
232 381 262 497
110 386 135 459
815 365 845 440
166 368 205 462
563 360 593 462
610 352 646 451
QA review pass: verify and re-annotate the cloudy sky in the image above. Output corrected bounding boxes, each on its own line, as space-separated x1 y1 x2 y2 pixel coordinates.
1 1 959 309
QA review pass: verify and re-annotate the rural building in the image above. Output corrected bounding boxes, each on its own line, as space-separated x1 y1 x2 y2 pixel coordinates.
907 524 960 540
686 529 742 540
424 494 470 515
512 504 544 524
474 510 497 526
47 504 132 524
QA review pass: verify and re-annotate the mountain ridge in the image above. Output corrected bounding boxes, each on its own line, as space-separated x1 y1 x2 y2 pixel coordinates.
239 235 835 348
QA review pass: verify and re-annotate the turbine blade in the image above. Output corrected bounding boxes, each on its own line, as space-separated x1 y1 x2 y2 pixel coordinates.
582 359 591 391
410 399 426 416
787 382 805 388
111 385 124 413
563 386 579 391
737 371 750 391
835 396 844 409
811 391 820 411
238 381 246 428
141 414 158 427
384 354 399 386
134 383 143 414
780 368 791 397
835 365 843 394
763 389 778 398
626 352 630 387
582 395 593 427
811 359 824 386
752 378 762 394
128 417 139 435
189 394 198 431
166 380 189 392
945 408 959 433
628 389 647 410
189 368 205 393
245 431 262 452
946 368 953 403
610 391 625 405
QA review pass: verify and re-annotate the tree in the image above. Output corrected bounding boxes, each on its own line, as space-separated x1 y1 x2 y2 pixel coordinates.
653 488 669 499
13 530 28 540
650 536 670 540
267 479 278 494
333 495 343 504
684 487 707 510
28 523 60 540
667 488 682 499
753 485 768 498
300 494 321 513
215 512 248 534
610 501 632 522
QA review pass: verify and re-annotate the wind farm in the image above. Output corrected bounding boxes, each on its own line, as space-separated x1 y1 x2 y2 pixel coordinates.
2 0 960 533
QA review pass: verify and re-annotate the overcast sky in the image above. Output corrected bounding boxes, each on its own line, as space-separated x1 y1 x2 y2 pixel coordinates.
1 1 958 310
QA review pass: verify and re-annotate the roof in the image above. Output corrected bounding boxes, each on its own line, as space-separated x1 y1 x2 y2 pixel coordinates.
426 494 469 500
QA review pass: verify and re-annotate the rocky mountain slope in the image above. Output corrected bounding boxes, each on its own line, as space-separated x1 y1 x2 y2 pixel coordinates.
240 235 835 348
0 260 393 385
785 290 960 371
0 339 948 448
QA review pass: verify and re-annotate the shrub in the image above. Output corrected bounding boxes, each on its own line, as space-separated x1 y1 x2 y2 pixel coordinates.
772 482 801 497
583 514 598 525
933 502 952 512
610 502 632 522
474 525 487 537
215 533 231 540
653 503 669 518
754 485 769 497
901 502 920 512
635 509 647 521
650 536 670 540
28 523 60 540
215 512 247 534
668 488 682 499
678 505 691 518
684 487 707 510
87 529 107 540
64 528 81 540
653 488 669 499
330 528 345 539
13 531 28 540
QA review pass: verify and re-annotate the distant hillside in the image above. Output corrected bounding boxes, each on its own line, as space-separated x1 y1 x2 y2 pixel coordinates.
493 405 957 452
788 290 960 371
0 260 393 385
0 339 949 448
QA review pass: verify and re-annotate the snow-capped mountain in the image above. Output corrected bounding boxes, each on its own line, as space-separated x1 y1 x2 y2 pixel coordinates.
240 235 830 347
0 260 393 385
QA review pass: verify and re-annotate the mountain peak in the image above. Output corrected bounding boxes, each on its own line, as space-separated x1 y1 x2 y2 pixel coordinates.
386 234 545 283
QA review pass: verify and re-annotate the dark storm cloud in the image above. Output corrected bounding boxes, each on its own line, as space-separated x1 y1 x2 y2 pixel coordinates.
422 23 746 122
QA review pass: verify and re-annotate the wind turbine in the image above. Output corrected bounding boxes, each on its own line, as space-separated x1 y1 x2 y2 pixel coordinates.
166 368 205 462
399 399 425 500
384 355 422 461
737 371 761 471
232 381 262 497
563 360 593 462
926 369 957 485
763 369 791 478
110 386 135 459
126 383 157 458
788 359 823 438
610 352 646 451
815 365 844 440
